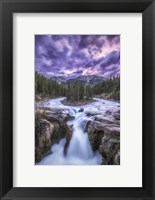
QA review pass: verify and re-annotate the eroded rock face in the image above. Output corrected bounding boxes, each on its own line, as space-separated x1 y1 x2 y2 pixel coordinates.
85 109 120 165
35 119 54 162
35 108 72 163
64 125 73 155
99 135 120 165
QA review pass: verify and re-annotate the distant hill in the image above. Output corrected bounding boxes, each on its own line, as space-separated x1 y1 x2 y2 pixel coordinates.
49 76 68 84
68 75 106 86
50 75 106 86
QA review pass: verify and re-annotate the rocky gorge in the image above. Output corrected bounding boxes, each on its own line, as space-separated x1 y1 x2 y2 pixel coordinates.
35 97 120 165
35 107 73 163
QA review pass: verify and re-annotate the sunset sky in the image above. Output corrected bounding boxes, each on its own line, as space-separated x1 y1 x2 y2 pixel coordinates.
35 35 120 79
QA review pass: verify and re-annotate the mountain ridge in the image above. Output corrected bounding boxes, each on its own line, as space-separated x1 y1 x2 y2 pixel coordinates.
49 75 107 86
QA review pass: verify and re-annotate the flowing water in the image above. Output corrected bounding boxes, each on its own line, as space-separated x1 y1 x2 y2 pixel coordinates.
38 97 119 165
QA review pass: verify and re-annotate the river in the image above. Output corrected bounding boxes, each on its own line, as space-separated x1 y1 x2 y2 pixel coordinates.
38 97 119 165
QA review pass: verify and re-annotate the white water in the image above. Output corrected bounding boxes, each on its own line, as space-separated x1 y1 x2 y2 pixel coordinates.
38 97 119 165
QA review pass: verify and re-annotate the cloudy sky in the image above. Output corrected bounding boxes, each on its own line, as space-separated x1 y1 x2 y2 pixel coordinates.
35 35 120 79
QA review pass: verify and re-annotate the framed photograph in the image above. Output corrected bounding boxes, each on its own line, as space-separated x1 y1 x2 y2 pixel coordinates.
35 34 120 166
0 0 155 199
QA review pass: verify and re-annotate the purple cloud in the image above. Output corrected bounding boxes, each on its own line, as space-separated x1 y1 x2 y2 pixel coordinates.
35 35 120 78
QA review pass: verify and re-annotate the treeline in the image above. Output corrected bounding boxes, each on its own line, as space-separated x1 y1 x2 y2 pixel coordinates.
67 83 92 101
35 72 93 101
35 72 67 98
35 72 120 101
92 76 120 100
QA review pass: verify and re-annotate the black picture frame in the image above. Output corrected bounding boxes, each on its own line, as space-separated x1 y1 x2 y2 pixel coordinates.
0 0 155 199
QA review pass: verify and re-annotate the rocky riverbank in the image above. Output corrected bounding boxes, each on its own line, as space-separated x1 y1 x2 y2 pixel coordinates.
85 108 120 165
35 107 73 163
35 97 120 165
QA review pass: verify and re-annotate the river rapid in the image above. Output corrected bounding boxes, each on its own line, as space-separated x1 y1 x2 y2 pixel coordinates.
38 97 119 165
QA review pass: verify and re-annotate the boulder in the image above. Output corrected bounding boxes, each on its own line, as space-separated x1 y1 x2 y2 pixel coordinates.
113 110 120 120
105 110 112 116
35 95 42 101
44 107 61 113
78 108 84 112
86 111 102 116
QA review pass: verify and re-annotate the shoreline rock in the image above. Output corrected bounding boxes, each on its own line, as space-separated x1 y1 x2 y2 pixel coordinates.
85 109 120 165
78 108 84 112
35 107 72 163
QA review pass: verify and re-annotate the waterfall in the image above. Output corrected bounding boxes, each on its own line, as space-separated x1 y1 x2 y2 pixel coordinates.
38 97 119 165
66 112 94 160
